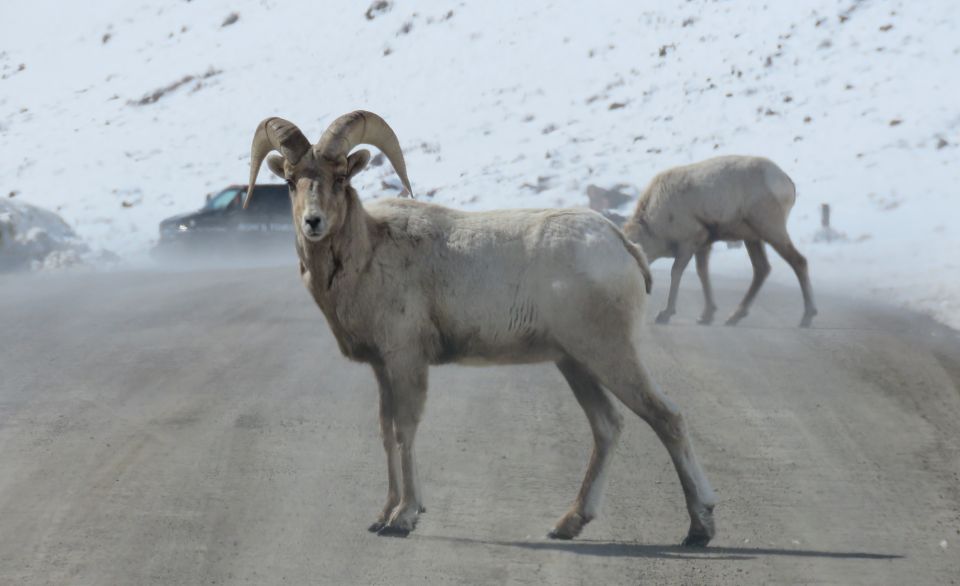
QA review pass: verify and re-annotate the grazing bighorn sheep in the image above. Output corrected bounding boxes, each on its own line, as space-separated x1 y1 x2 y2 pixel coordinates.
246 111 717 545
622 155 817 327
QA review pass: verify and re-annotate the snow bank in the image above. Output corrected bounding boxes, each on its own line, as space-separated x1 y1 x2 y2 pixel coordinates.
0 199 100 271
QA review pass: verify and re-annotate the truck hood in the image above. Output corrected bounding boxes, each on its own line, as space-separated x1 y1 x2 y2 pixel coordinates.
159 208 220 227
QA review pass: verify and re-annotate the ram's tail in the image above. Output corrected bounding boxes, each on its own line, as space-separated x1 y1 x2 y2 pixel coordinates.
612 224 653 294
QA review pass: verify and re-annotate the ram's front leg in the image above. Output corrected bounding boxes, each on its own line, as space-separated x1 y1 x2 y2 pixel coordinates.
376 357 428 537
368 364 402 533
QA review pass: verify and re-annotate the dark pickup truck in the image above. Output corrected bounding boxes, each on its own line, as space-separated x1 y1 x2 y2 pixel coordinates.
155 184 294 256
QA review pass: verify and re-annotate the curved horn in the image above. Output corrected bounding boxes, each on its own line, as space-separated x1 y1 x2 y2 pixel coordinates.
315 110 413 197
245 117 310 207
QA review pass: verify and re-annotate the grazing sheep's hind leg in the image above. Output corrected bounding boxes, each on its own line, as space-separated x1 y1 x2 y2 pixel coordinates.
755 226 817 327
548 357 624 540
376 359 428 537
656 247 695 324
694 245 718 325
368 365 402 533
575 342 717 547
770 239 817 327
725 240 770 326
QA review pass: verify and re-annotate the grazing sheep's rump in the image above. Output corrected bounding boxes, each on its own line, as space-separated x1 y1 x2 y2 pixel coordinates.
636 155 796 242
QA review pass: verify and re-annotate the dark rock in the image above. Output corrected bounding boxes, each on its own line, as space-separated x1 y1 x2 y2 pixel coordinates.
586 185 632 212
221 13 239 27
365 0 392 20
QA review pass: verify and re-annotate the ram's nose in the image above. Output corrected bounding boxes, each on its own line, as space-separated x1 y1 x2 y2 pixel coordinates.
302 215 325 239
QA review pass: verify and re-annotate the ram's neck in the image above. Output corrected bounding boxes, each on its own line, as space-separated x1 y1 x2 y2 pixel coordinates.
294 199 381 362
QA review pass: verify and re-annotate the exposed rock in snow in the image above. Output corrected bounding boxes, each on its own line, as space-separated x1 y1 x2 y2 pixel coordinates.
365 1 392 21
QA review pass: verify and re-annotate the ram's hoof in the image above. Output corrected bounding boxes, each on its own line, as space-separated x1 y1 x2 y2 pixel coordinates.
376 525 410 538
655 311 674 325
548 511 587 540
725 310 747 326
368 521 385 533
681 503 715 547
799 310 817 328
681 532 712 548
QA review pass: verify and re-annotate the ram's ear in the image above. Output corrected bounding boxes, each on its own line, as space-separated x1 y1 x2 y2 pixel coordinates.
266 154 286 179
346 149 371 179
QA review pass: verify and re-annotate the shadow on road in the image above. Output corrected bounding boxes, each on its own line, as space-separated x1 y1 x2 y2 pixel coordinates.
427 536 902 562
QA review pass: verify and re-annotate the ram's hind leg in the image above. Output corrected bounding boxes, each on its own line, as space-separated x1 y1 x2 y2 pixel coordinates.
548 357 624 540
576 342 717 546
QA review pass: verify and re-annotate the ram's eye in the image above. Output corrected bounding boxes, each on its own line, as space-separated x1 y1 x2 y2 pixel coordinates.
334 175 346 187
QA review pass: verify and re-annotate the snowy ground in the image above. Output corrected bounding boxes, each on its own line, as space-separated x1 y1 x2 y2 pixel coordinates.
1 0 957 328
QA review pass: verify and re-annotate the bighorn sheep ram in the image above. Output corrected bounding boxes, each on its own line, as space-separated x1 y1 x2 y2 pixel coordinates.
622 155 817 327
246 111 717 545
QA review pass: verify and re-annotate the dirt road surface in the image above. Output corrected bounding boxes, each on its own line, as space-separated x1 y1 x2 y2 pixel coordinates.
1 266 958 585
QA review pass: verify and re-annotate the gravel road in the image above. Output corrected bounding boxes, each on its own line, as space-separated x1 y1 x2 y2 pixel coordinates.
1 266 958 584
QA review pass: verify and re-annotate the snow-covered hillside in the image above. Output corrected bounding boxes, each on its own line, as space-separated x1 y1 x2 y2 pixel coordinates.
1 0 957 327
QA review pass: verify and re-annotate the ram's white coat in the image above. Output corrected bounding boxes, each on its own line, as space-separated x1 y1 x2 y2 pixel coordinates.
247 111 717 544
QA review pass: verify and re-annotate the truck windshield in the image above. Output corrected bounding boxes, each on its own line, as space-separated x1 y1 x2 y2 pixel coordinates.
204 188 242 211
